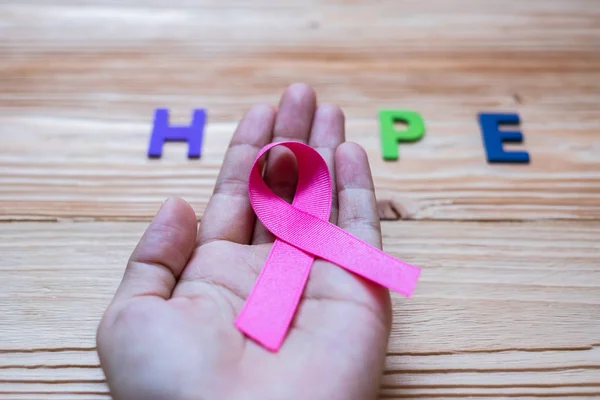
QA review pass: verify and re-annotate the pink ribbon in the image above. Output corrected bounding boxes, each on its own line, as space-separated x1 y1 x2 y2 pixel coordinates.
235 141 421 351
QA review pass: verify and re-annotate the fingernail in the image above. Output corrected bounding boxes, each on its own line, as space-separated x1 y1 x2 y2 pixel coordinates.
158 197 173 212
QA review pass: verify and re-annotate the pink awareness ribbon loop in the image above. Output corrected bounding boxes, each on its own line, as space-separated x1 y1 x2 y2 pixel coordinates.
235 141 421 351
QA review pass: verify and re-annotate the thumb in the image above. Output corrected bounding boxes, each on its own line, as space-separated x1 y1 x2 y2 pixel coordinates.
112 197 198 304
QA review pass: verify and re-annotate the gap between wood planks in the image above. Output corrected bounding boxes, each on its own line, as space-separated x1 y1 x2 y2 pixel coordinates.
3 215 600 223
1 346 600 399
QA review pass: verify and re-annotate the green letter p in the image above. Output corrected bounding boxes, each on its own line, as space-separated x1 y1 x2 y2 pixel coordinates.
379 110 425 160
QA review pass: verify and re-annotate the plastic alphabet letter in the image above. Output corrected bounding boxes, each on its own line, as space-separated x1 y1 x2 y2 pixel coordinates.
478 113 530 163
379 110 425 160
148 108 206 158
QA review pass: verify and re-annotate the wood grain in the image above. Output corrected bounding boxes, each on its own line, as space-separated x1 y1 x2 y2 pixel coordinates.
1 220 599 398
1 117 599 221
1 1 600 222
1 0 599 398
2 1 600 121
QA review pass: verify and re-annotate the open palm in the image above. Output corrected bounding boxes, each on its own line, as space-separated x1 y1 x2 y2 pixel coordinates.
97 84 392 400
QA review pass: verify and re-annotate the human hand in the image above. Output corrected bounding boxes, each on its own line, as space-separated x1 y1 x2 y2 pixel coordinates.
97 83 392 400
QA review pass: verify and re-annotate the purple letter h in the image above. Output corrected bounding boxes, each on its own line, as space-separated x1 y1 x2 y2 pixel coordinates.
148 108 206 158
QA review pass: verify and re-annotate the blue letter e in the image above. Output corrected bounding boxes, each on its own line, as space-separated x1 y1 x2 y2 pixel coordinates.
478 113 530 163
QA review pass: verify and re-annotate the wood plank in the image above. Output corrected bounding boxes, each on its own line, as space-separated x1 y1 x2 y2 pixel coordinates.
0 394 109 400
0 382 109 397
4 351 599 385
1 116 598 221
14 364 600 387
2 220 598 353
2 348 600 399
385 347 600 372
1 350 100 368
2 347 600 398
1 0 599 222
1 1 599 122
380 389 600 398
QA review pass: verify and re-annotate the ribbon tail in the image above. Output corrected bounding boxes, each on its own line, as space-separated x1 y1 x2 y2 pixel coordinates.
235 239 314 351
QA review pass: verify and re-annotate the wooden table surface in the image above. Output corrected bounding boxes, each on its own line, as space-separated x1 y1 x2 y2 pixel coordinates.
1 0 599 399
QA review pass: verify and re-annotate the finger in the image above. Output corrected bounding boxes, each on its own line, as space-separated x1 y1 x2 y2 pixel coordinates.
298 143 390 398
302 142 391 341
332 142 391 326
251 83 317 244
303 142 387 306
197 104 276 246
112 197 197 303
335 142 382 249
334 142 391 307
308 103 345 224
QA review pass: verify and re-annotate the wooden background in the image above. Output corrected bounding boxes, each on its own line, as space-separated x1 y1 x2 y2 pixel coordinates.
1 0 599 398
